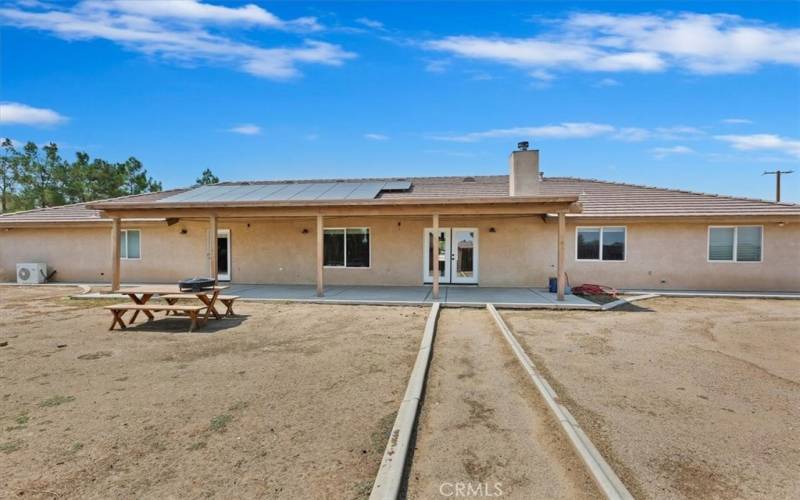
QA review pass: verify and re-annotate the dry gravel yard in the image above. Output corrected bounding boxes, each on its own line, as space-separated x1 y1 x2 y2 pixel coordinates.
0 286 426 499
503 297 800 499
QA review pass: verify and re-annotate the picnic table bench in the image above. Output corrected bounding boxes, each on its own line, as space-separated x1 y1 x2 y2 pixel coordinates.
161 294 240 317
108 285 229 332
105 304 207 332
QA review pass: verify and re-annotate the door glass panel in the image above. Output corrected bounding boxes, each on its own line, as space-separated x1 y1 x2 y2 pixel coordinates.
217 235 228 274
427 232 446 278
455 231 475 278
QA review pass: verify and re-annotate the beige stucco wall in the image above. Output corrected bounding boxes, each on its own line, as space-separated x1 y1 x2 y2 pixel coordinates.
564 221 800 291
1 217 798 291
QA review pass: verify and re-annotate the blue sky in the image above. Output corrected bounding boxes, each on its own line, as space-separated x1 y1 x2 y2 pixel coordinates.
1 1 799 201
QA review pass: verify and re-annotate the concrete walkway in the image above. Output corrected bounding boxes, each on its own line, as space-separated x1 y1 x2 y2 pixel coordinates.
224 284 599 309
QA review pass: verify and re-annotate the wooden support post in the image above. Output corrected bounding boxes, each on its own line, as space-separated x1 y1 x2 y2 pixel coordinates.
209 215 218 284
557 212 566 301
432 213 440 300
316 214 324 297
110 217 121 291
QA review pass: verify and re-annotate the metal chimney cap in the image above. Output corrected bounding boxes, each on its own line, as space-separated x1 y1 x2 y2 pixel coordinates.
517 141 529 151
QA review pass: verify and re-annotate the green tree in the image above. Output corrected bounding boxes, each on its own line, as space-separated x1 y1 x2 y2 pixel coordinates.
54 151 90 204
87 158 126 200
0 139 20 212
16 142 62 209
3 141 163 212
122 157 162 195
195 168 220 186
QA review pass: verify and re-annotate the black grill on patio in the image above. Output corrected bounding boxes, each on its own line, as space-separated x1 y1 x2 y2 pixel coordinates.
178 277 215 292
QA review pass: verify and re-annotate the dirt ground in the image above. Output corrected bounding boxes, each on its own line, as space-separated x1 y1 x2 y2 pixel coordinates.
0 286 427 499
406 308 597 499
503 297 800 500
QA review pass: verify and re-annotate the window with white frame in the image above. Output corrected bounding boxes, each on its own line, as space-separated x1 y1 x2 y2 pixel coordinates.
708 226 762 262
323 228 370 267
576 227 626 261
120 229 141 259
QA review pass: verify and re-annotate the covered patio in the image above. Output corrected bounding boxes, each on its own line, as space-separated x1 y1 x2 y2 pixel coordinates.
91 185 582 302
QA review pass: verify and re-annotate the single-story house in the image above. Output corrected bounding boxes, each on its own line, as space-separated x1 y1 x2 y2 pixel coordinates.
1 144 799 298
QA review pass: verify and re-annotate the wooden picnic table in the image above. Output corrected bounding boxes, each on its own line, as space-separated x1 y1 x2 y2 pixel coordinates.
116 285 228 325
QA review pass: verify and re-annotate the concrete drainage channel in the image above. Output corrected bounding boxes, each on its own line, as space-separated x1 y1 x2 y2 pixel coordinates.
370 302 634 500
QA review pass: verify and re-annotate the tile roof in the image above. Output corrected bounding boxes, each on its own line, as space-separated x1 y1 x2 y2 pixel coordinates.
1 176 798 224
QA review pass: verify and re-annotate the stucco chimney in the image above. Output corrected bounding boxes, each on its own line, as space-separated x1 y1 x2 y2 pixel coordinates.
509 141 540 196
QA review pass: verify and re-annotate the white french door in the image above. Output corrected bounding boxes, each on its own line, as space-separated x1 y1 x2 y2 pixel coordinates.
217 229 231 281
423 228 478 284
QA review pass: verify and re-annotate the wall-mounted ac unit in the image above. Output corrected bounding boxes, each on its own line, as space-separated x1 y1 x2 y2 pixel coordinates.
16 263 48 284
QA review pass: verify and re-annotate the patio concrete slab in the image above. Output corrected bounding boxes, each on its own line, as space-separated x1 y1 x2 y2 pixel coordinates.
222 284 598 309
325 286 433 303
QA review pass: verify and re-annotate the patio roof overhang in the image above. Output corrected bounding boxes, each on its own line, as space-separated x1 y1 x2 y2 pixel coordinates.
89 195 583 219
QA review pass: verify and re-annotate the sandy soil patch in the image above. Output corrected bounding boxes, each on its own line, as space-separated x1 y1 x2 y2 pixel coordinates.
502 297 800 499
0 286 426 499
406 308 597 499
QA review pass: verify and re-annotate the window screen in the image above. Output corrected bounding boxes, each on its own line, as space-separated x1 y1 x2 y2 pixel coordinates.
345 228 370 267
736 226 762 262
708 227 735 261
323 229 345 266
602 227 625 261
120 230 140 259
126 230 141 259
577 228 601 260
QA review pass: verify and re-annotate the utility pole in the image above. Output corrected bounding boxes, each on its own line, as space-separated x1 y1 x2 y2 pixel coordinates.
763 170 794 202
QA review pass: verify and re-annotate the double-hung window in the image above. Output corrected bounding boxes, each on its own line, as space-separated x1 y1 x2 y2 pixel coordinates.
323 228 370 268
120 229 141 260
708 226 762 262
576 227 626 261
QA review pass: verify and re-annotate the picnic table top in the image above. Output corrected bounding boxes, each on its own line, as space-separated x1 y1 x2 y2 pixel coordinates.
116 285 228 295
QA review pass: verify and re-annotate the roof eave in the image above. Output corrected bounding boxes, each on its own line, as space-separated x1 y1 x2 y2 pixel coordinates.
88 195 581 211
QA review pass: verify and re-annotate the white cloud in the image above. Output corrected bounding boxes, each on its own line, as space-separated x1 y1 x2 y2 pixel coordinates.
529 69 555 81
432 122 614 142
426 35 664 76
424 59 450 73
721 118 753 124
0 1 354 80
0 102 67 126
228 124 261 135
95 0 321 31
432 122 711 144
426 12 800 78
612 127 651 142
355 17 384 30
613 125 705 142
651 145 694 159
715 134 800 158
364 133 389 141
595 77 621 87
566 12 800 74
